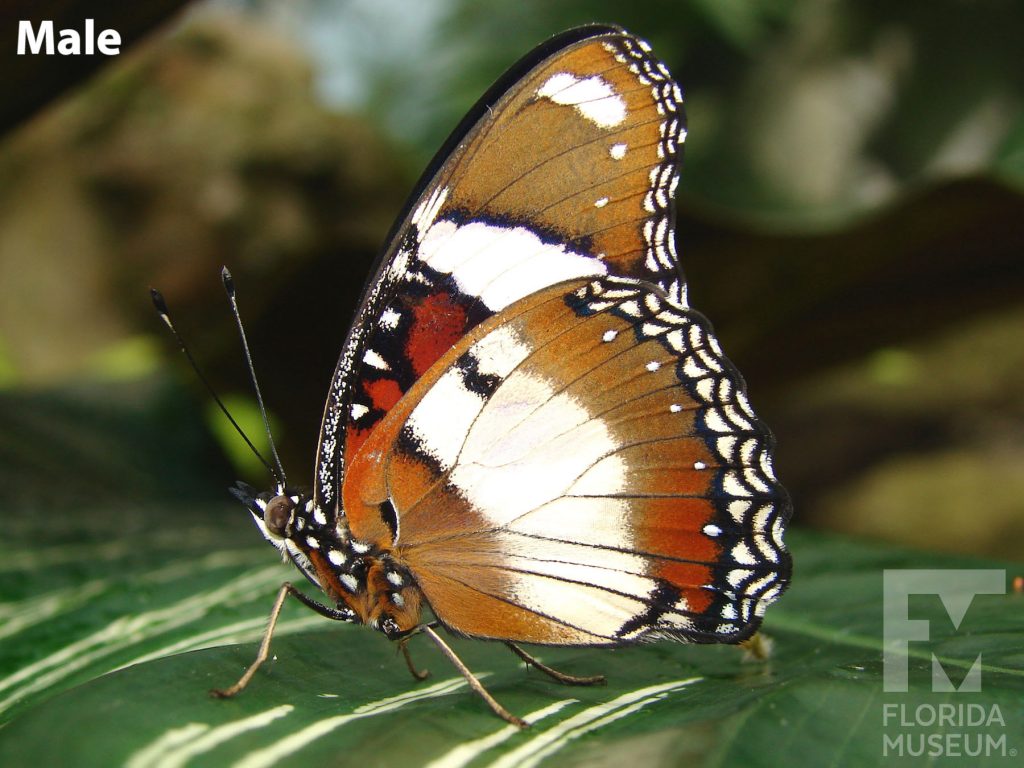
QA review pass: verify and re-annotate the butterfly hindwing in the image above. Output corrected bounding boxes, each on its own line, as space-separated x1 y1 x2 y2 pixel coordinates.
342 276 790 645
315 26 686 516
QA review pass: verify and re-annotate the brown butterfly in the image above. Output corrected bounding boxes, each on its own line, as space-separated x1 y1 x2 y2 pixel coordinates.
211 24 791 727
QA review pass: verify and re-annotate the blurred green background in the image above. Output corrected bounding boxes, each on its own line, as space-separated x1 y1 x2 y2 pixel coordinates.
2 0 1022 557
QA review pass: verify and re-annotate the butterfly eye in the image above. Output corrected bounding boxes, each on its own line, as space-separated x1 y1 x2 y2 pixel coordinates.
264 495 295 538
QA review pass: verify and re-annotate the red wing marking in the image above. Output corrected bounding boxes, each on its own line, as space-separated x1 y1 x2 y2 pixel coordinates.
407 291 468 377
364 378 404 412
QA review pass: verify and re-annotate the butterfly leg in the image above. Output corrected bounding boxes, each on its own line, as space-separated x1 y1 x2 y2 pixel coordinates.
738 632 774 661
505 642 606 686
398 636 431 681
211 582 350 698
421 625 528 728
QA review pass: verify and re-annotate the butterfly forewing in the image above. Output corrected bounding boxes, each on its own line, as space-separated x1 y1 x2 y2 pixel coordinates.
315 26 686 517
341 276 789 645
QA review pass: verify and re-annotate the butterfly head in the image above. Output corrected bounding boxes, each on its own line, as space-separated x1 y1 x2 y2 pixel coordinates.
229 481 423 637
231 481 299 541
229 481 329 590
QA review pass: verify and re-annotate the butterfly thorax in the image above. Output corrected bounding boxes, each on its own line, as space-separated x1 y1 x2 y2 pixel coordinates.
244 488 423 639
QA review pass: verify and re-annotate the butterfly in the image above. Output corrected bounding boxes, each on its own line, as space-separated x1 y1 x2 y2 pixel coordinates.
214 24 791 726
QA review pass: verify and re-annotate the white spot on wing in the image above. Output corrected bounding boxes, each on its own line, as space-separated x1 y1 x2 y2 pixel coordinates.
505 571 644 636
537 73 627 128
609 143 627 160
728 568 753 587
570 453 628 496
363 349 390 371
508 497 635 551
469 325 532 379
406 366 486 470
731 542 757 566
453 382 621 527
418 219 606 311
411 185 449 231
594 197 609 208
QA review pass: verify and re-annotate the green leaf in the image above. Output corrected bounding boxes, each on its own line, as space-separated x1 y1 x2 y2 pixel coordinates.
2 384 1021 766
3 524 1022 766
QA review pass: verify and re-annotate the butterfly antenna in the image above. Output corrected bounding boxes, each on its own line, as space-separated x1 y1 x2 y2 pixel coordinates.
150 286 283 487
220 267 288 489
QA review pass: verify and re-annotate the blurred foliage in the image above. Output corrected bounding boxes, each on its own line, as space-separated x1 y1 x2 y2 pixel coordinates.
779 304 1024 558
0 376 231 509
